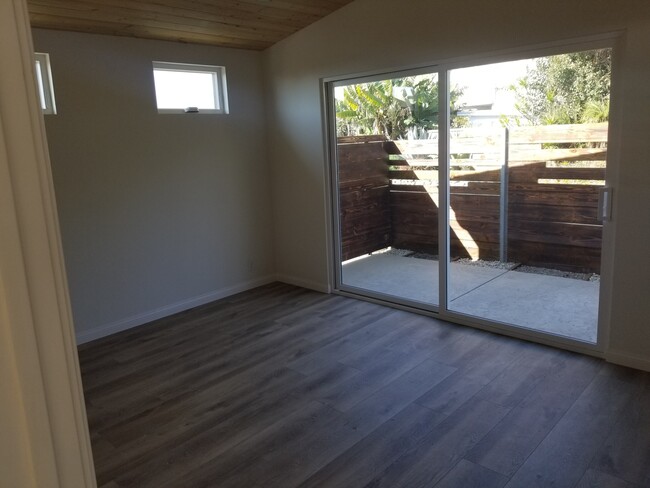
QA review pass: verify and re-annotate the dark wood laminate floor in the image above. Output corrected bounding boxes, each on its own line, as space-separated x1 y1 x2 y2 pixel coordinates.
79 283 650 488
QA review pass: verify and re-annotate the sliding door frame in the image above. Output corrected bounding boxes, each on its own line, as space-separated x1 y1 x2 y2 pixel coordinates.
323 32 622 357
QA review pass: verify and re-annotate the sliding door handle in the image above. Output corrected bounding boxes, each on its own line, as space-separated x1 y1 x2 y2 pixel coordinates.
598 186 613 222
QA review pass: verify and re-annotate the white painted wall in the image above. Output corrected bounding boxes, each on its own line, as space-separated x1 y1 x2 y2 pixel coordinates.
32 30 275 343
264 0 650 369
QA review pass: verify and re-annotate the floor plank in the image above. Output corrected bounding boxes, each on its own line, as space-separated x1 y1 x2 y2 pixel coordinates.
324 345 436 411
590 376 650 485
434 459 509 488
414 370 486 416
286 310 401 375
504 365 643 488
465 352 601 476
361 398 511 487
300 404 445 488
77 283 650 488
471 343 564 407
575 469 638 488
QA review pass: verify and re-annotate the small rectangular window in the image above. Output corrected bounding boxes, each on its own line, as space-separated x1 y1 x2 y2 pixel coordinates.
152 61 229 114
34 52 56 114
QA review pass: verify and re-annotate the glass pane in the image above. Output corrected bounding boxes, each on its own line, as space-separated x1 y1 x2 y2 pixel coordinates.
335 73 441 307
153 69 216 109
34 59 47 110
446 49 611 343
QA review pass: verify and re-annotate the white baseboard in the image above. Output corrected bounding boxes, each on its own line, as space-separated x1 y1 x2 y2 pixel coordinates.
606 350 650 372
275 274 331 294
76 275 275 344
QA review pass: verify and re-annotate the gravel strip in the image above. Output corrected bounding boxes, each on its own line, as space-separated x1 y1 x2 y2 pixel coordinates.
377 248 414 257
379 249 600 282
514 265 600 282
455 258 518 270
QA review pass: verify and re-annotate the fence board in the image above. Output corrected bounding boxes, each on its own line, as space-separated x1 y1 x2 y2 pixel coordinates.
388 157 439 163
508 242 601 273
508 221 602 248
509 147 607 162
339 186 388 207
509 165 606 183
339 175 388 192
390 209 438 227
392 236 438 254
339 157 390 181
509 203 600 226
337 144 388 164
338 135 387 144
509 122 608 144
508 187 600 207
392 141 503 155
391 183 501 195
340 200 388 218
389 168 502 182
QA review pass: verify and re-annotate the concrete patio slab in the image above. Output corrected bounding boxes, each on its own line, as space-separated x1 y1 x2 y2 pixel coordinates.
341 254 599 343
450 270 598 342
341 254 508 305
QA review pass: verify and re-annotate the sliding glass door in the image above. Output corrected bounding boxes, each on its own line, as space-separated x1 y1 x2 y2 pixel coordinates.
445 49 611 344
329 40 614 348
332 70 441 308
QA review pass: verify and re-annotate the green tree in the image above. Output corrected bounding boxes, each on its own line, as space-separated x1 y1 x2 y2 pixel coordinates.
581 99 610 123
336 76 466 138
512 49 611 125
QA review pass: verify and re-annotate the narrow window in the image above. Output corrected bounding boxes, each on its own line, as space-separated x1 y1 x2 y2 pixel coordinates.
34 52 56 114
152 61 229 114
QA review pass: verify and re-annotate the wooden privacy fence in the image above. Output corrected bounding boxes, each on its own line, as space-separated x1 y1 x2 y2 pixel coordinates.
507 124 606 272
337 123 607 273
337 135 391 261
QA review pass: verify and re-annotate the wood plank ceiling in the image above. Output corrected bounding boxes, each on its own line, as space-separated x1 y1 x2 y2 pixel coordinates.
27 0 356 50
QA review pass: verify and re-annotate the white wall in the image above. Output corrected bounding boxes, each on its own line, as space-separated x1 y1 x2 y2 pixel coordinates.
33 29 275 343
264 0 650 369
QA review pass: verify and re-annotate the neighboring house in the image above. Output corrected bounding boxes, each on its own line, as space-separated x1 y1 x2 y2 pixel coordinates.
458 87 527 128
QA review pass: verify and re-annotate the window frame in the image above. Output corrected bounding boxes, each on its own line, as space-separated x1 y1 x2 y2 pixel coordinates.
34 52 56 115
152 61 229 115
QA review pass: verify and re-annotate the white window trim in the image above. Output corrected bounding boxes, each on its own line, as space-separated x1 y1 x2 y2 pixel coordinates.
34 52 56 114
152 61 229 114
